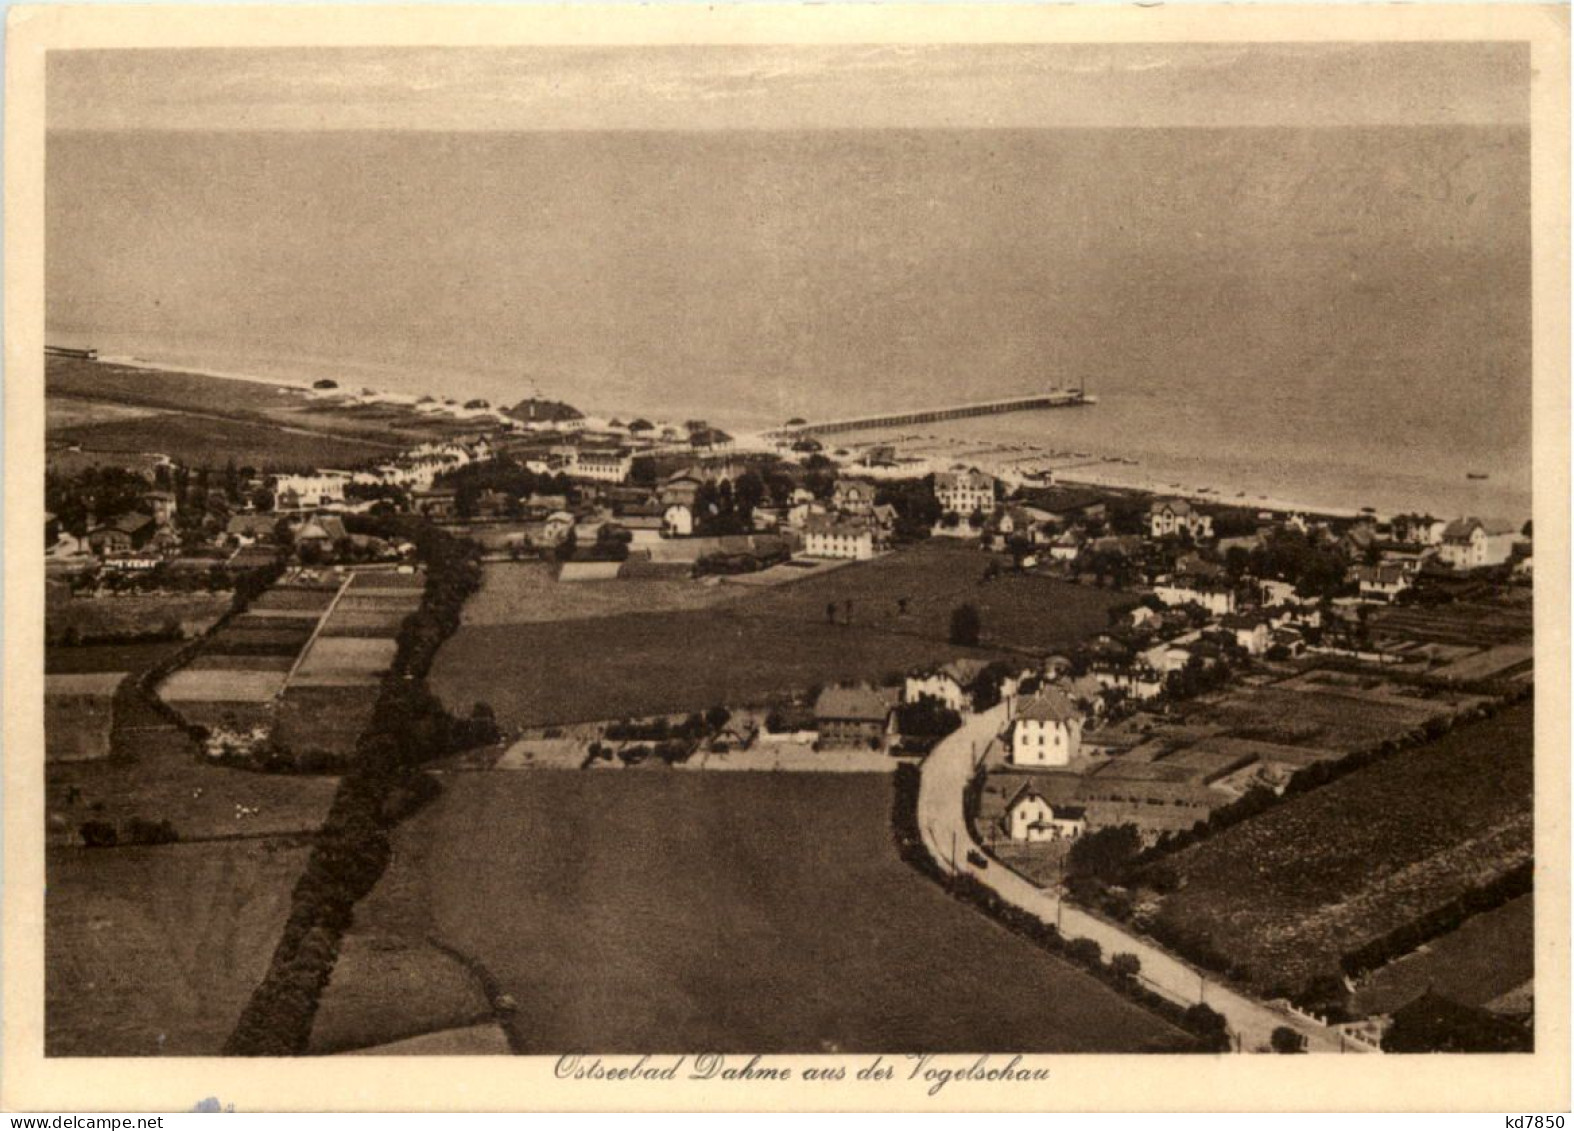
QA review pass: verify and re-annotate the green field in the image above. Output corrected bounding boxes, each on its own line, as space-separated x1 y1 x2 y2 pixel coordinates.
46 839 311 1055
432 543 1125 728
1140 703 1534 996
317 772 1188 1053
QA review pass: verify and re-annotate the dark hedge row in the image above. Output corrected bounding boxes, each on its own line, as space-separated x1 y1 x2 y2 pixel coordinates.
131 557 288 742
224 526 485 1056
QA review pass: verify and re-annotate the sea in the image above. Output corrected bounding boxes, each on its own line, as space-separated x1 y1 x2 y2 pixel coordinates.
46 127 1532 522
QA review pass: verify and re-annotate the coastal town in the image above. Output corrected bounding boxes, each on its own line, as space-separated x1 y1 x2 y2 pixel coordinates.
44 353 1535 1058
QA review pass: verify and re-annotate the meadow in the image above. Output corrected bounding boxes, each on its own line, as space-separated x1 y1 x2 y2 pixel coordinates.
432 543 1127 728
47 840 311 1055
1140 703 1533 997
314 772 1189 1053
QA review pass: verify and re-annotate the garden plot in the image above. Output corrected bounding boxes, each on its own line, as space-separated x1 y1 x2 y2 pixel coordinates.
292 637 399 686
319 607 412 636
185 653 296 672
250 587 339 613
160 668 287 702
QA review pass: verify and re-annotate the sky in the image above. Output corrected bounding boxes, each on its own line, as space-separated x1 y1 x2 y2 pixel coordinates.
47 42 1530 132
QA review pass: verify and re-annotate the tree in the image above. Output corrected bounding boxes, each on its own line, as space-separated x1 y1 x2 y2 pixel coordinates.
1066 824 1142 883
949 603 981 647
1270 1026 1306 1054
1065 937 1102 968
1183 1003 1232 1051
1109 953 1141 982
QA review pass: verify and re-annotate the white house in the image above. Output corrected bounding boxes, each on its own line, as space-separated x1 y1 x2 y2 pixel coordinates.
832 478 878 517
1351 563 1411 603
803 515 883 560
903 658 993 714
1149 498 1214 541
1142 642 1194 675
934 468 995 519
1219 613 1271 656
1006 788 1088 843
662 503 694 538
570 447 634 484
272 472 351 509
1152 581 1236 616
1008 690 1082 767
1259 578 1298 607
1438 518 1519 570
1090 664 1165 701
1049 528 1084 562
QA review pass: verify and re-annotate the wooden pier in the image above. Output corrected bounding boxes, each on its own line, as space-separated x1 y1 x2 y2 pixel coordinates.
768 390 1095 440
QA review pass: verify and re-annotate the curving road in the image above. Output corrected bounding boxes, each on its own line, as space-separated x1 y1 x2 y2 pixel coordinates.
916 701 1369 1054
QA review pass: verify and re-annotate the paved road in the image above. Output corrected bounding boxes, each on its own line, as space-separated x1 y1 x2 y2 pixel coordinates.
917 701 1369 1054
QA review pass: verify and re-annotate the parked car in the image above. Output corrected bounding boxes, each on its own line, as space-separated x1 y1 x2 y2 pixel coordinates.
966 849 989 869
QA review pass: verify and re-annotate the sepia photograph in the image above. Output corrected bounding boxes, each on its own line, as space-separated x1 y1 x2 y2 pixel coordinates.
4 3 1569 1114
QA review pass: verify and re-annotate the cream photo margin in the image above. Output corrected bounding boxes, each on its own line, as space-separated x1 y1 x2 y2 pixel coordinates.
3 3 1569 1113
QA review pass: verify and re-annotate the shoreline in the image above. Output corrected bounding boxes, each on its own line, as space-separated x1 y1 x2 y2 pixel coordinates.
68 352 1525 525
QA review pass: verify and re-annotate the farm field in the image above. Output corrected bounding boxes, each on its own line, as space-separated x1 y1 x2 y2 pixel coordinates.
46 641 187 757
433 543 1127 729
45 592 232 644
460 562 744 625
1348 896 1533 1018
1139 703 1534 997
46 839 310 1055
322 772 1189 1053
432 610 989 729
1370 600 1533 649
273 685 383 758
1175 684 1457 753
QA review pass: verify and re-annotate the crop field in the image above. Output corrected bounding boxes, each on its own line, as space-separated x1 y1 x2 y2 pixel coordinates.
1348 896 1533 1017
293 637 398 684
186 653 296 672
251 588 338 612
46 641 185 675
1370 602 1534 649
273 685 382 756
46 839 311 1055
159 668 287 702
1432 644 1535 682
348 570 426 590
320 609 411 635
46 592 231 644
1176 685 1452 753
1140 703 1533 996
320 772 1188 1053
